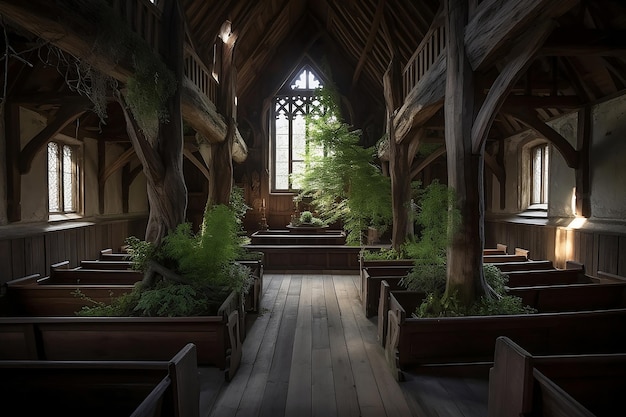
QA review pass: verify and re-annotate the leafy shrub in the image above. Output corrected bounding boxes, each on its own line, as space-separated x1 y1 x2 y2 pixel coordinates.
77 204 254 317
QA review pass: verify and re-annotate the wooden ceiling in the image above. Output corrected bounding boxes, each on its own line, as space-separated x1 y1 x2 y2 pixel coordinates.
183 0 440 107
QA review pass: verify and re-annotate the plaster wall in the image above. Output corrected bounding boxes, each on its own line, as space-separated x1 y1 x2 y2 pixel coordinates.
590 94 626 220
19 107 48 222
546 112 577 218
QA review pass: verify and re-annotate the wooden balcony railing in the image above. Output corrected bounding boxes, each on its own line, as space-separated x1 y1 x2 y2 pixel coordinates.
106 0 218 107
402 17 446 100
184 46 219 106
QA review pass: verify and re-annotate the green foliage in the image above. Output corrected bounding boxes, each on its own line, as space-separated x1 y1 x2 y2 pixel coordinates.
78 204 255 317
57 0 177 136
411 180 461 262
411 264 537 318
294 86 392 245
124 236 157 271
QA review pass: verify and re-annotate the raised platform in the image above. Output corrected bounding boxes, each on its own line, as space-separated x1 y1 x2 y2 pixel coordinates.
250 229 347 245
242 244 361 271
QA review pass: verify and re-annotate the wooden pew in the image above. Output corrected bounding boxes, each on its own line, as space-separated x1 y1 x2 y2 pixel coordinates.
488 336 626 417
377 280 425 347
507 281 626 313
45 267 144 285
0 309 242 380
361 265 413 317
236 259 263 313
491 259 554 272
595 270 626 283
505 266 591 287
0 343 200 417
80 259 135 270
384 298 626 380
483 243 508 255
5 273 135 316
483 254 528 263
100 248 131 261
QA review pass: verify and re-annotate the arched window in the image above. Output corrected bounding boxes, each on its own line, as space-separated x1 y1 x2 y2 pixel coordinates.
271 66 324 191
48 141 80 216
530 143 549 206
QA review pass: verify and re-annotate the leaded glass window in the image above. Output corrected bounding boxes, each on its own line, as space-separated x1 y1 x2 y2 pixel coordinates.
48 141 77 214
271 66 324 191
531 143 549 205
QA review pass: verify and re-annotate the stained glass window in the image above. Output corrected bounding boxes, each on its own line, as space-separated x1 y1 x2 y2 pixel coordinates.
271 66 324 191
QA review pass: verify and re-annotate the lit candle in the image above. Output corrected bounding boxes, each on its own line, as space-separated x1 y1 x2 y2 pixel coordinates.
262 198 266 209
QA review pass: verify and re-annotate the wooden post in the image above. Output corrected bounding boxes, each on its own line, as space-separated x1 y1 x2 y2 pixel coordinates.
5 103 21 222
576 106 591 217
444 0 486 305
209 22 237 207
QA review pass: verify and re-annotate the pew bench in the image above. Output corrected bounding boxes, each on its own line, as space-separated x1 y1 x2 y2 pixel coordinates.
80 259 135 270
5 273 135 316
488 336 626 417
491 259 554 272
505 266 591 287
507 281 626 313
482 243 508 255
0 343 200 417
361 265 413 317
100 248 131 261
0 308 242 380
47 267 144 285
384 295 626 381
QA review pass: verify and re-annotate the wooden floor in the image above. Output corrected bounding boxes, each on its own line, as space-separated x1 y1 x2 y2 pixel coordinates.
204 272 488 417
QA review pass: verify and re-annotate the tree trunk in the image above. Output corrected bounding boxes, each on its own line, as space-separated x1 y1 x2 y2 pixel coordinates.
117 0 187 245
384 54 414 250
444 0 487 306
208 30 238 207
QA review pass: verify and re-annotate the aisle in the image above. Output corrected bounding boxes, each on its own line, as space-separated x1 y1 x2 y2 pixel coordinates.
206 272 416 417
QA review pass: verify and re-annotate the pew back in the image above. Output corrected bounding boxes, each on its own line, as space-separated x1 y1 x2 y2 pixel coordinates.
0 343 199 417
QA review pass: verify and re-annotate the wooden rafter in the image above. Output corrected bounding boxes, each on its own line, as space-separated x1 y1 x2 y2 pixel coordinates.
351 0 385 92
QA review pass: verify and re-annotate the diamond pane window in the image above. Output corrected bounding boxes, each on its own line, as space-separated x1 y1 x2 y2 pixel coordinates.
48 142 60 212
271 66 324 191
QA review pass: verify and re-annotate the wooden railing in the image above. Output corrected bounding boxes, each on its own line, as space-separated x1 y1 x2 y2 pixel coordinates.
402 18 446 100
105 0 219 107
184 46 219 106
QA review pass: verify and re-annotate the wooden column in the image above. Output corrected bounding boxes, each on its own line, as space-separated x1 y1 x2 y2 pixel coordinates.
576 106 591 217
209 23 237 207
444 0 486 304
0 102 8 225
5 103 21 222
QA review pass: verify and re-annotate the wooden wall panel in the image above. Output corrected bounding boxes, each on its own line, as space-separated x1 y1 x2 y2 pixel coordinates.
619 236 626 277
597 234 619 275
0 217 147 283
0 240 13 285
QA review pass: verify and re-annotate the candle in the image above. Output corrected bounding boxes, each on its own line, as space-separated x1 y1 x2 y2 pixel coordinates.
262 198 266 209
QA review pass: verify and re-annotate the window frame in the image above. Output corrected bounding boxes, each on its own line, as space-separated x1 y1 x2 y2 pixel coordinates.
270 66 324 193
47 137 83 219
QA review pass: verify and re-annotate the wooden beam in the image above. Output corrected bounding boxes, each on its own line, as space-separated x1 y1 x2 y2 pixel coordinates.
510 108 579 169
393 52 446 142
99 146 137 184
18 98 90 174
409 146 446 180
351 0 385 91
466 0 577 71
183 144 210 181
484 151 505 186
5 104 21 221
575 106 591 217
471 18 555 154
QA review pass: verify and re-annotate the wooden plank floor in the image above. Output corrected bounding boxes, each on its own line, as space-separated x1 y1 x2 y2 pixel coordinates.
205 273 488 417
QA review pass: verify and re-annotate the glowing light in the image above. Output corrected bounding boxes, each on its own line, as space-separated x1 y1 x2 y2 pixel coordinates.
568 217 587 229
